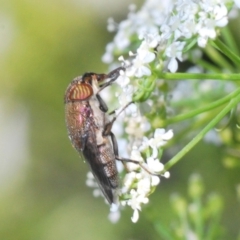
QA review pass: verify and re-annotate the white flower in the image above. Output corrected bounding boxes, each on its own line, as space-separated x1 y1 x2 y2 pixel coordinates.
108 203 121 223
127 146 143 171
120 37 157 78
101 43 114 63
168 57 178 73
163 171 170 178
85 172 105 199
114 20 132 50
152 175 160 186
127 189 149 223
139 157 164 186
116 69 131 87
139 136 150 151
108 210 121 223
93 188 102 198
125 115 149 138
131 209 139 223
139 32 160 48
148 128 173 157
214 4 228 27
103 0 232 74
122 171 137 191
165 41 185 72
116 85 134 109
107 17 118 32
137 40 156 61
100 0 235 223
137 177 151 195
86 172 98 188
165 15 182 40
146 156 164 173
196 3 228 47
235 0 240 8
130 55 152 78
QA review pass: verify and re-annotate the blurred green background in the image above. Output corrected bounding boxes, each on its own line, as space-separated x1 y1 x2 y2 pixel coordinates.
0 1 240 239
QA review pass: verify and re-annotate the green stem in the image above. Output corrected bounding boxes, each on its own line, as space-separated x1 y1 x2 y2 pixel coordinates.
194 197 203 240
163 87 240 171
167 109 219 149
205 212 221 240
211 38 240 68
157 72 240 80
204 44 235 72
181 211 190 240
153 222 175 240
221 26 240 56
164 88 240 125
194 58 222 73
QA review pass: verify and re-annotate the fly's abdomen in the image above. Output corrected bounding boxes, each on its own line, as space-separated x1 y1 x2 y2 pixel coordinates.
98 137 118 189
82 134 118 204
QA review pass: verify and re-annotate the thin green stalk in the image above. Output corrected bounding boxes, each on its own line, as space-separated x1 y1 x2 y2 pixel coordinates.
204 44 235 72
167 108 220 148
194 198 203 240
221 26 240 56
164 88 240 125
181 210 190 240
163 87 240 171
157 72 240 80
211 38 240 68
154 222 175 240
194 58 222 73
205 212 222 240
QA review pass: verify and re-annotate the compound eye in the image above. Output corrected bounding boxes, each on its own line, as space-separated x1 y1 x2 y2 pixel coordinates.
69 83 93 100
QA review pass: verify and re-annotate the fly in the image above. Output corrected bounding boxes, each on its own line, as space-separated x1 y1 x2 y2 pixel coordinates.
64 67 124 204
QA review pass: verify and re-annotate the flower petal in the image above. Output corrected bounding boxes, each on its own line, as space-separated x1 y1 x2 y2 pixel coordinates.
168 57 178 73
131 209 139 223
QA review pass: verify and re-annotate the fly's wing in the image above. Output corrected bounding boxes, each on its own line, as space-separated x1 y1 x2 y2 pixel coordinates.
82 126 117 204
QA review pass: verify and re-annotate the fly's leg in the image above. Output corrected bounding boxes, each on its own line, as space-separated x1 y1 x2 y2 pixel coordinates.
95 67 125 113
96 94 108 112
116 156 161 176
96 67 126 112
103 101 133 136
110 132 119 156
110 131 161 176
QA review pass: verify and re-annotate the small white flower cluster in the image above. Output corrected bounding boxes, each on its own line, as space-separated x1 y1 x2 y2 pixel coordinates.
101 1 236 152
118 128 173 223
103 0 235 75
85 171 102 198
97 0 239 224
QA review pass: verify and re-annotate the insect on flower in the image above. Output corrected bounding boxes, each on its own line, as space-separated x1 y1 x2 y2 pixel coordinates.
64 67 126 204
64 67 160 204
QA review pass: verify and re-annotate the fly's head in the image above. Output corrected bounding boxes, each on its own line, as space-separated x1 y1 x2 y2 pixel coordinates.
82 72 107 84
80 67 125 95
81 72 109 95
